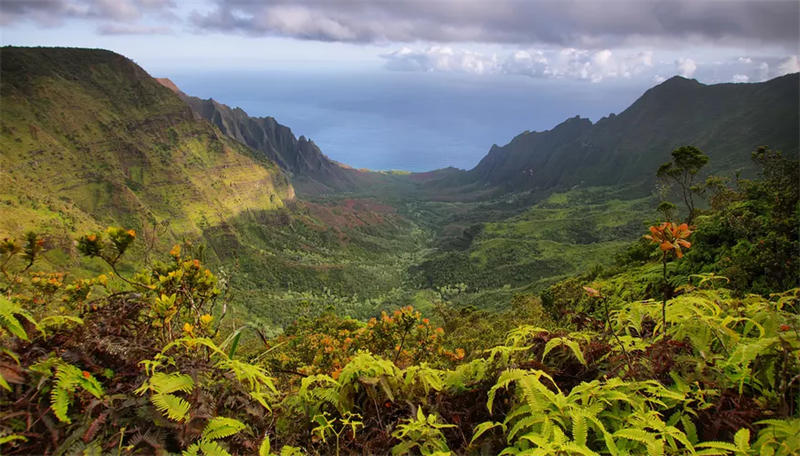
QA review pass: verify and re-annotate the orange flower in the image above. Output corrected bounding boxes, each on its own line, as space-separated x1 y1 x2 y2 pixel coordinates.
644 222 692 258
82 371 91 379
169 244 181 257
87 234 97 242
126 229 136 238
422 318 430 324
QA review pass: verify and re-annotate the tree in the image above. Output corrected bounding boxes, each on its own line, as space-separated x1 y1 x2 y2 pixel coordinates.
657 145 709 223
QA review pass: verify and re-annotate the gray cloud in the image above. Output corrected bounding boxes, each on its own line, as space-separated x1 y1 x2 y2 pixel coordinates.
0 0 174 25
188 0 799 47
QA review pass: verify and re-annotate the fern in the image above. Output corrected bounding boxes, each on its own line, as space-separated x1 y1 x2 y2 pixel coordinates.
149 372 195 394
49 362 104 423
151 392 191 422
542 337 587 366
485 369 695 455
391 406 454 456
183 440 232 456
0 295 38 340
202 417 247 440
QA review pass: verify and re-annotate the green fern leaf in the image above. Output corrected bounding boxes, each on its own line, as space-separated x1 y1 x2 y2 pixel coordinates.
613 428 657 446
183 443 201 456
202 417 246 441
695 441 739 452
258 435 271 456
733 428 750 451
51 386 72 423
150 372 195 395
151 392 190 421
470 421 504 445
199 440 233 456
572 412 588 447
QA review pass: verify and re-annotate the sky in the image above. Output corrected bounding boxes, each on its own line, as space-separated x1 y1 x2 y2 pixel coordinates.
2 0 799 171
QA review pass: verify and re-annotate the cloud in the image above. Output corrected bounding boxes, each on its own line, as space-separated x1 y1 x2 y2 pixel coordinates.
382 46 499 74
676 58 697 77
97 23 172 35
777 55 800 74
737 56 752 64
732 74 749 83
0 0 174 26
382 46 654 82
185 0 799 47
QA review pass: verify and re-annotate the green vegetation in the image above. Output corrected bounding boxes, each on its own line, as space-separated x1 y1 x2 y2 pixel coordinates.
2 146 798 455
1 46 798 455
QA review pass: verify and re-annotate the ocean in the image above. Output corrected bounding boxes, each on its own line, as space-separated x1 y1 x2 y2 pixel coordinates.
167 69 650 172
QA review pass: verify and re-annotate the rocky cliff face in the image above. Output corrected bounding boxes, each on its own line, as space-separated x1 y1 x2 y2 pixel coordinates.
175 91 363 194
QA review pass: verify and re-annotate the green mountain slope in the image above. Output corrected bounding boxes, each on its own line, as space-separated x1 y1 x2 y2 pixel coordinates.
438 74 799 194
0 47 429 327
0 47 294 241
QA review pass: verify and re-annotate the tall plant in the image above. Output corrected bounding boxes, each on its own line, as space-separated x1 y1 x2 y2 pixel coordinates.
644 222 692 336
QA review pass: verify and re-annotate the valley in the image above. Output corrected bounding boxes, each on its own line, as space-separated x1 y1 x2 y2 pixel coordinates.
1 46 798 455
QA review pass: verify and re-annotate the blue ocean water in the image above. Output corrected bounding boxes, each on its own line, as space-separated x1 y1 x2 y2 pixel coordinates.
167 69 650 172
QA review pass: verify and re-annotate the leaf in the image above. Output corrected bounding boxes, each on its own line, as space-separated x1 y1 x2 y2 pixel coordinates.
696 441 739 452
51 386 72 423
151 393 191 422
0 296 30 340
150 372 195 395
0 434 27 446
542 338 586 366
613 428 657 446
572 412 588 447
227 331 242 359
470 421 504 445
733 428 750 451
258 435 271 456
202 417 246 441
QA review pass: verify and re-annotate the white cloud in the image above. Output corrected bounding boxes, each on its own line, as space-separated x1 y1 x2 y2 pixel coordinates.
776 55 800 75
653 74 666 83
732 74 749 83
384 46 654 82
737 56 752 64
382 46 499 74
676 58 697 78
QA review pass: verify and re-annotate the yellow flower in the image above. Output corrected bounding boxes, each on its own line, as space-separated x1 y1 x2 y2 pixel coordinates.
200 314 213 325
183 323 194 334
169 244 181 257
96 274 108 286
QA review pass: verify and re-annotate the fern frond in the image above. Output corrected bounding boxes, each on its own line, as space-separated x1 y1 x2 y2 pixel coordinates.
150 372 195 395
151 392 191 421
202 416 246 441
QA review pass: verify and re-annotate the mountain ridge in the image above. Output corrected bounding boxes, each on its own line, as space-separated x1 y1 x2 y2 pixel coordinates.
156 77 375 195
427 73 799 195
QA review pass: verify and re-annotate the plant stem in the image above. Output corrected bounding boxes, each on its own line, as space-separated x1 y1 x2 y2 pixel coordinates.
661 254 668 337
604 297 634 374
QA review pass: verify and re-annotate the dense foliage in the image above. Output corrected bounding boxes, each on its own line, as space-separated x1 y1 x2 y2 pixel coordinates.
1 148 798 455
